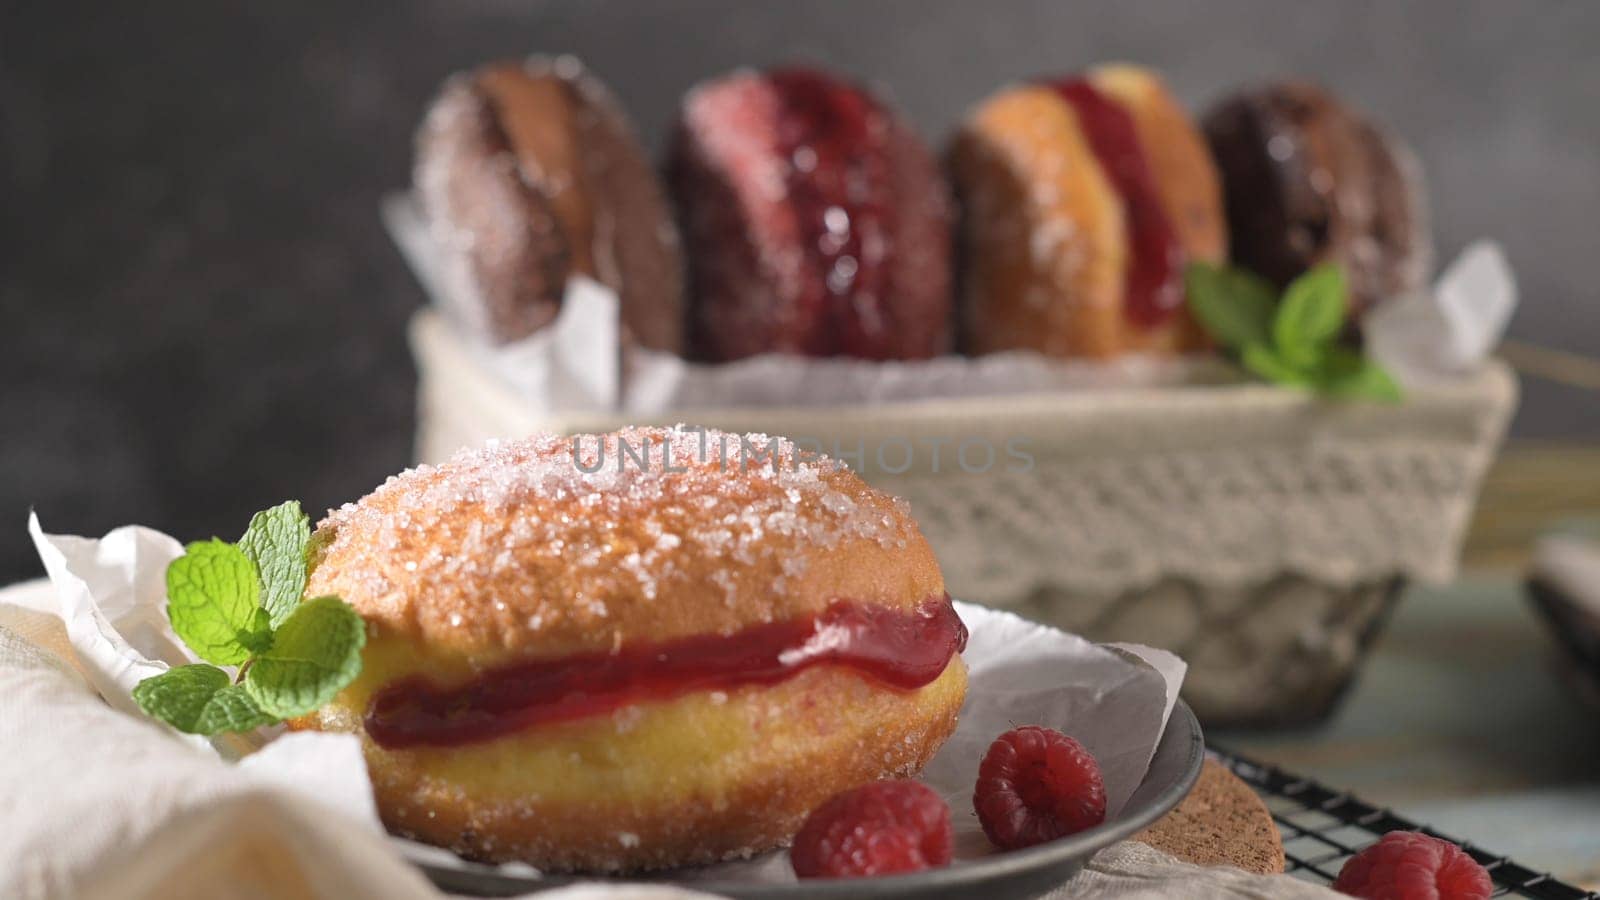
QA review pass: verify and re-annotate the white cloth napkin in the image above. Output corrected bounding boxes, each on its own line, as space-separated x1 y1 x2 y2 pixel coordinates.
1533 528 1600 612
0 579 1340 899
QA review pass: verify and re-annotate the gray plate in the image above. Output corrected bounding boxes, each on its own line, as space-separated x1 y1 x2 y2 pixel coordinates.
415 701 1204 900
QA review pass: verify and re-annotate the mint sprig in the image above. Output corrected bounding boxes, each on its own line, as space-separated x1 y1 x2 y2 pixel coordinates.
1186 261 1402 402
134 502 365 736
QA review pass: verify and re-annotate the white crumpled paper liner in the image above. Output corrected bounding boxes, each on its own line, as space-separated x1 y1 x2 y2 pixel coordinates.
1366 242 1518 388
28 512 1185 884
383 192 1517 415
24 514 384 826
1533 527 1600 619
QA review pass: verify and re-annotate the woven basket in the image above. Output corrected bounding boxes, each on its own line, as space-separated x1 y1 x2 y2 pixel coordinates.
409 310 1516 727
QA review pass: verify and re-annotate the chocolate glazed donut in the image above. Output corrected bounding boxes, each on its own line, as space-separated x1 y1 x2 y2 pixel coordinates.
1202 81 1431 319
415 57 684 350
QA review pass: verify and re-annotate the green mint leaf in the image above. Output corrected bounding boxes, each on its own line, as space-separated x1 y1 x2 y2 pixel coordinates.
244 595 366 718
132 663 279 735
238 500 311 628
1317 348 1404 403
166 539 269 666
192 684 279 734
1185 261 1277 350
1241 343 1314 387
1273 263 1348 366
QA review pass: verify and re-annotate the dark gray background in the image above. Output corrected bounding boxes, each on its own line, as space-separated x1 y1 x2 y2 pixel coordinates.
3 0 1597 584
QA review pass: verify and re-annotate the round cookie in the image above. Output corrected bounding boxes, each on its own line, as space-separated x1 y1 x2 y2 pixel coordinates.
1134 758 1285 875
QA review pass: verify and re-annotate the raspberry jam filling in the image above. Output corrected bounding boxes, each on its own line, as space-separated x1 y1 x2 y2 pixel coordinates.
1049 79 1186 330
766 68 896 358
365 594 967 749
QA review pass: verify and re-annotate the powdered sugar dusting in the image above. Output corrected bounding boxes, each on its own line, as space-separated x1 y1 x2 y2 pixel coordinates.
314 426 912 632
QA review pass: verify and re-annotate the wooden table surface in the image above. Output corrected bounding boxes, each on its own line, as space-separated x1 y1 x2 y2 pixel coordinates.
1464 443 1600 571
1215 576 1600 888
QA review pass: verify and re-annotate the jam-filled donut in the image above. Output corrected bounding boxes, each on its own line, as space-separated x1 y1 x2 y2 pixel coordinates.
292 426 968 872
415 56 684 350
1202 81 1430 319
950 64 1227 358
669 67 953 362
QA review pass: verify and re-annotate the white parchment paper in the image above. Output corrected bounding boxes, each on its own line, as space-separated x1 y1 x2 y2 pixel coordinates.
29 513 1184 883
1366 242 1518 388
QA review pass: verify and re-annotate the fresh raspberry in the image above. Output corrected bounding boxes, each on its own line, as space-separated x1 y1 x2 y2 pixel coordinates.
974 726 1106 850
1333 831 1493 900
790 780 953 878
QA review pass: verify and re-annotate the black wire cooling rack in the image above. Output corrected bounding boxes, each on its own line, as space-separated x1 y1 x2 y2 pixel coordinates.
1211 748 1599 899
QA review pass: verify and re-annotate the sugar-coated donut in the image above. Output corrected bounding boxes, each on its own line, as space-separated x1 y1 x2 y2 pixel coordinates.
950 64 1226 358
291 426 968 872
1202 81 1430 319
415 56 684 350
669 67 953 362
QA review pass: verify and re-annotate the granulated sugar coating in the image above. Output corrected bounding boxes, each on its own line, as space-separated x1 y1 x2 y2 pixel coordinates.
306 425 944 662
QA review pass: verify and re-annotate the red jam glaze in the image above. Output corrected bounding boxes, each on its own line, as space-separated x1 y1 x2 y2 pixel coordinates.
1050 79 1186 330
765 68 897 359
365 594 968 749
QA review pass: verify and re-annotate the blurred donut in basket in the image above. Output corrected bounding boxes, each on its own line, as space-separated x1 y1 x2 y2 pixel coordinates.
949 64 1227 358
1202 80 1430 320
669 66 953 362
415 56 684 350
